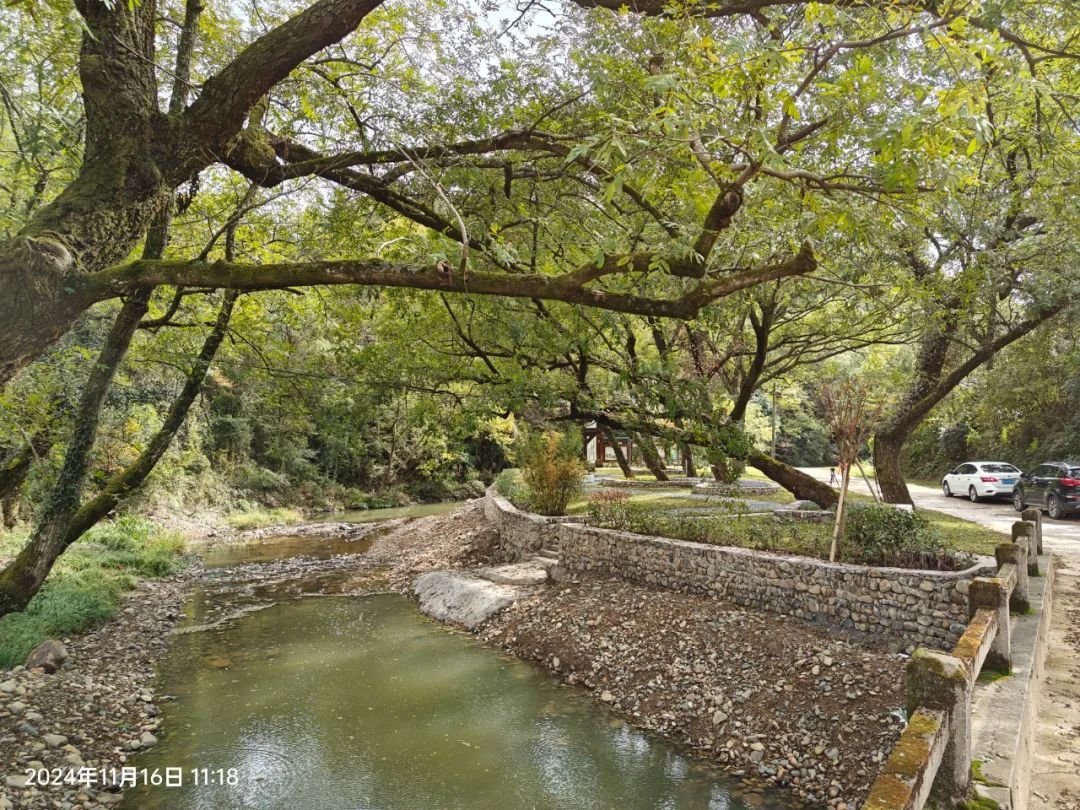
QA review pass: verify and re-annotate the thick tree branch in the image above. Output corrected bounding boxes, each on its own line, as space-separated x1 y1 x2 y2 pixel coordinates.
84 245 816 320
182 0 384 156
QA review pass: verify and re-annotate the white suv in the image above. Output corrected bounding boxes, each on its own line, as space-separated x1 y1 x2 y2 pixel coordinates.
942 461 1022 502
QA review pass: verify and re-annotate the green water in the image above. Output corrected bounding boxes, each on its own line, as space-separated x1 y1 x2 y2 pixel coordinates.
125 516 795 810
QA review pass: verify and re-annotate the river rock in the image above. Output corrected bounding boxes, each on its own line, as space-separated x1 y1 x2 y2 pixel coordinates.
25 639 68 673
413 570 526 629
4 774 29 789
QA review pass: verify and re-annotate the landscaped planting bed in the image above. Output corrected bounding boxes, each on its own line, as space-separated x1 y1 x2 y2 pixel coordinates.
584 490 973 572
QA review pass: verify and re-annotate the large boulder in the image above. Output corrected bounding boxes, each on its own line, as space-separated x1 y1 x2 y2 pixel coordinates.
25 640 68 674
414 571 522 629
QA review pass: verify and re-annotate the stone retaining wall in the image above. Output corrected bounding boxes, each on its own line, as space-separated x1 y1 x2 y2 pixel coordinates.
591 477 703 489
693 482 781 497
484 488 995 651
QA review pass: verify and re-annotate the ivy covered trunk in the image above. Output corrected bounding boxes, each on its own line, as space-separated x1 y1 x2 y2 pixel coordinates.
0 292 150 615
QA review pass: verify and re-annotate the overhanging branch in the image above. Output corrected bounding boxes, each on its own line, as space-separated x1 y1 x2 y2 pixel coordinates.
84 245 817 320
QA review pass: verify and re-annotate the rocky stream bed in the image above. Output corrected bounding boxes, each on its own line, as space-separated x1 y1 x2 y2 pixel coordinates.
3 502 906 808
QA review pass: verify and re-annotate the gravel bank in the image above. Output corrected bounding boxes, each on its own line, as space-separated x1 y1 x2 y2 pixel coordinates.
384 505 908 808
477 578 906 808
0 572 195 809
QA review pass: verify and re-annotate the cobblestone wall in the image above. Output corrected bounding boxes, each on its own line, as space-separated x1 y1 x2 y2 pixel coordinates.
485 488 995 651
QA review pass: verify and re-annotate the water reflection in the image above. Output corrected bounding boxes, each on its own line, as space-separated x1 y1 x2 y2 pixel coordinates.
125 595 794 809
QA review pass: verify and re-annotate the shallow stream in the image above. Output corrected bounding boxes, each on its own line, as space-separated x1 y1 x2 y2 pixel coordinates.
124 510 794 809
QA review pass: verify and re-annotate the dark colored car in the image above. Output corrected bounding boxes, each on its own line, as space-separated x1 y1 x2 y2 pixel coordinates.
1012 462 1080 519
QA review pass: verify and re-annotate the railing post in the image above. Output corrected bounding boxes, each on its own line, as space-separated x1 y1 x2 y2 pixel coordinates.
1021 508 1043 555
906 649 972 803
996 542 1029 612
968 577 1011 672
1011 520 1039 575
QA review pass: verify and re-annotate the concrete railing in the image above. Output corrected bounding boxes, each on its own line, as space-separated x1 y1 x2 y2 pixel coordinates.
863 515 1042 810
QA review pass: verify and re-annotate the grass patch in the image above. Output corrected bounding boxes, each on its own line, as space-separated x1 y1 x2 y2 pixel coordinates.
971 759 1005 789
586 501 836 558
976 668 1010 684
226 506 304 531
0 517 187 668
920 512 1006 557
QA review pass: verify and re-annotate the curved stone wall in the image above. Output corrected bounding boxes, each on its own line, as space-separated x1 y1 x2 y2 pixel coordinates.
484 487 995 652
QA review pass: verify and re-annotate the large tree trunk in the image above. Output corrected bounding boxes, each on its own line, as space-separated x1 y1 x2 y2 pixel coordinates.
872 430 912 505
600 425 634 479
0 0 168 387
633 432 669 481
749 451 839 508
680 442 697 477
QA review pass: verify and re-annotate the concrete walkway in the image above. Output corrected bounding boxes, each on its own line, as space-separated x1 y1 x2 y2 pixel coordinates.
796 467 1080 809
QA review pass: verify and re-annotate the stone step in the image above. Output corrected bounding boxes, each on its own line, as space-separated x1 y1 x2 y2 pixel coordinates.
476 561 550 586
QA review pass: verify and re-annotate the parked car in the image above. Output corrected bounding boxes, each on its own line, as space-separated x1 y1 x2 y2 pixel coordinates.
941 461 1023 502
1012 461 1080 519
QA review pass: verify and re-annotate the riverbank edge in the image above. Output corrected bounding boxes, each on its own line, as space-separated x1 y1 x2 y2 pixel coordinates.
392 502 908 809
0 563 198 809
0 508 461 809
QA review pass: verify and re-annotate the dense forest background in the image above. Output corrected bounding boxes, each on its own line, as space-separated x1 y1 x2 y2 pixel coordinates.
4 285 1077 525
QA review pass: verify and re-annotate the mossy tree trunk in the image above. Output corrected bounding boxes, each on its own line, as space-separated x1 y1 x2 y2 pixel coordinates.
0 292 151 615
748 451 839 508
0 291 237 617
634 432 669 481
0 0 389 386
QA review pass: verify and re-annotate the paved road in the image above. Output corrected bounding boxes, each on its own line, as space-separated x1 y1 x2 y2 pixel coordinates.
797 466 1080 558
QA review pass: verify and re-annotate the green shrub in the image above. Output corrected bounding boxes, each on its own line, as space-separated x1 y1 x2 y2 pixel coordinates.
494 468 519 497
584 496 960 569
516 431 584 516
584 489 632 523
843 504 953 567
